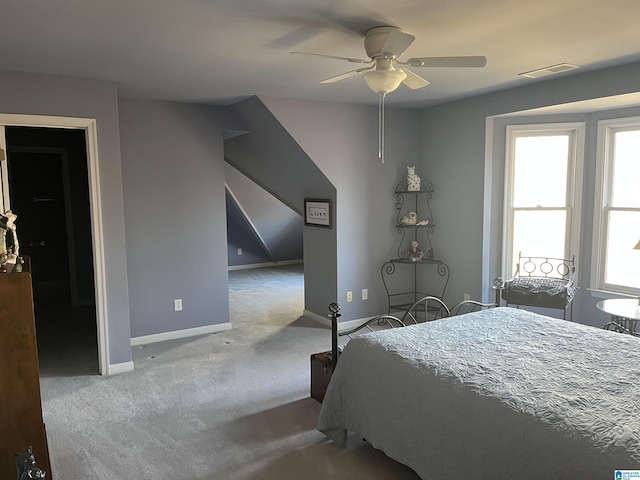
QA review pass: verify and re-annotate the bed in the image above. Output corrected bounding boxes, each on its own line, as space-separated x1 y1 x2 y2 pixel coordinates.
317 306 640 478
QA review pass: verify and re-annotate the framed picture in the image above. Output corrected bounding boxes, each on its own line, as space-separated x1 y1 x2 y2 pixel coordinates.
304 198 332 228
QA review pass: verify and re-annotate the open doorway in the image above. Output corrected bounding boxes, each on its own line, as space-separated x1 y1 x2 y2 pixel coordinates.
5 126 98 375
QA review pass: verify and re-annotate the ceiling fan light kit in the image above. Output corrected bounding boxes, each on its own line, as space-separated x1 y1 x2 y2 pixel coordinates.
361 62 407 164
293 26 487 163
362 69 407 94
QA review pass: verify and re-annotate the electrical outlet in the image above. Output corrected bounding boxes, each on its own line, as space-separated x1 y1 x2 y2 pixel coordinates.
174 298 183 311
346 291 353 302
237 248 243 255
464 293 471 301
362 288 368 300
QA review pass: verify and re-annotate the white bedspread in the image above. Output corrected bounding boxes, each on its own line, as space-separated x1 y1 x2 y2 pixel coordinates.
317 307 640 478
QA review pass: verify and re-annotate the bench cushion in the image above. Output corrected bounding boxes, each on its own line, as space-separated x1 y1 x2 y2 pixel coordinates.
502 277 575 309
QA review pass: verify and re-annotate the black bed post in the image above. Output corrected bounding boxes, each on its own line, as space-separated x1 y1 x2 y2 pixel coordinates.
328 303 341 370
493 277 505 307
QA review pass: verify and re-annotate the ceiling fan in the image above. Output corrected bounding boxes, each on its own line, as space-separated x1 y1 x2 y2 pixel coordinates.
292 26 487 162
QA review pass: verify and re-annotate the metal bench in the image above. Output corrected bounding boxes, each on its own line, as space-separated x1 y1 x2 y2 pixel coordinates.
495 253 576 320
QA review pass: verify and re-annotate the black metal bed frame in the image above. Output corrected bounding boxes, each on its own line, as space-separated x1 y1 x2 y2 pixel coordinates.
326 297 496 370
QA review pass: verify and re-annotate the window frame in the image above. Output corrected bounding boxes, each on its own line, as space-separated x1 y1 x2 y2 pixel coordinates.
502 123 584 279
591 116 640 295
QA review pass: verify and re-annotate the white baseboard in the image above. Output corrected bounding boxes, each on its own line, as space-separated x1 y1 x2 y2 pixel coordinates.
304 309 329 327
130 322 233 346
303 309 380 333
228 259 302 271
107 361 134 376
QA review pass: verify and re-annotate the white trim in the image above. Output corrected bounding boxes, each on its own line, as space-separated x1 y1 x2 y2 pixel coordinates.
303 309 329 327
106 361 134 375
0 114 109 375
83 120 109 375
591 119 609 290
228 259 303 271
502 123 584 278
587 288 639 300
303 309 384 332
130 322 233 346
589 288 630 300
591 115 640 295
502 125 517 278
569 123 585 275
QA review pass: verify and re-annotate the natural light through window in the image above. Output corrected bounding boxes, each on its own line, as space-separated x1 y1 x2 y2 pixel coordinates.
504 124 583 278
595 122 640 292
513 136 568 208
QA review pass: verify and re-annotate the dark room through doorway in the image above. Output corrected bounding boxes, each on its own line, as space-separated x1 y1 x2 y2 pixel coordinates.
5 126 98 375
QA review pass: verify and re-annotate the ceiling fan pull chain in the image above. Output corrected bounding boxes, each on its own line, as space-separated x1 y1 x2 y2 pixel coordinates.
379 92 385 163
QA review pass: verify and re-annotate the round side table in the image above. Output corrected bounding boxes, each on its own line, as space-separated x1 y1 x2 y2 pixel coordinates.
596 298 640 335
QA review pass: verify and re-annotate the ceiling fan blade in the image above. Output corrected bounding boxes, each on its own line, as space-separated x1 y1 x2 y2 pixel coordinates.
402 56 487 68
320 66 375 84
379 29 415 57
290 51 371 64
400 68 430 89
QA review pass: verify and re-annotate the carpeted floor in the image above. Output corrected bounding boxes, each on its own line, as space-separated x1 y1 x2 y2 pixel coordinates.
39 264 419 479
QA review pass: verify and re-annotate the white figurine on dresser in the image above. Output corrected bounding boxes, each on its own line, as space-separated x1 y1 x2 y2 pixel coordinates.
0 210 19 270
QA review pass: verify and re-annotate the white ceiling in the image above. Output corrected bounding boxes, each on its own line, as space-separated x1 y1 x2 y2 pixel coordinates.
2 0 640 108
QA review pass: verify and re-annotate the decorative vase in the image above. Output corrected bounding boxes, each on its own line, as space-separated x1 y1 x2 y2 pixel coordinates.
407 166 421 191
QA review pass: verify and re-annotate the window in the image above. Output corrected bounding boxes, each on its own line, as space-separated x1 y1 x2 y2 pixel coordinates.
503 124 584 277
592 117 640 294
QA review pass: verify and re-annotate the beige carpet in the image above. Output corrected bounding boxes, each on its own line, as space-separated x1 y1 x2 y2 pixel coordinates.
40 264 419 479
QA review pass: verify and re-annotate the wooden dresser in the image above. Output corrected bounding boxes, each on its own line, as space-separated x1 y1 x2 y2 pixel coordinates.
0 260 52 478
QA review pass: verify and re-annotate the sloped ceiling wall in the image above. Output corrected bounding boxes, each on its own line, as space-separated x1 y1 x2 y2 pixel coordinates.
224 96 334 212
224 96 337 316
225 162 303 266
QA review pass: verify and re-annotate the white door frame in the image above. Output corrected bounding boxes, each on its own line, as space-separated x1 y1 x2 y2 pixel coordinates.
0 114 109 375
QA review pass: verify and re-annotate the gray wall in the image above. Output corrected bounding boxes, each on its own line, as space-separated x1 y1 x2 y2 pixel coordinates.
6 59 640 361
417 60 640 326
224 97 338 317
118 99 232 337
226 190 273 266
261 96 421 320
0 70 132 365
225 162 303 266
225 97 333 213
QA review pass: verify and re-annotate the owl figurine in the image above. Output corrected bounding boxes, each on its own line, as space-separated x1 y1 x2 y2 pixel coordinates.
407 240 424 262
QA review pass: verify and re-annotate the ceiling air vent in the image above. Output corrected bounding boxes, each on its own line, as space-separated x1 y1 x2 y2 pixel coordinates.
519 63 580 79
